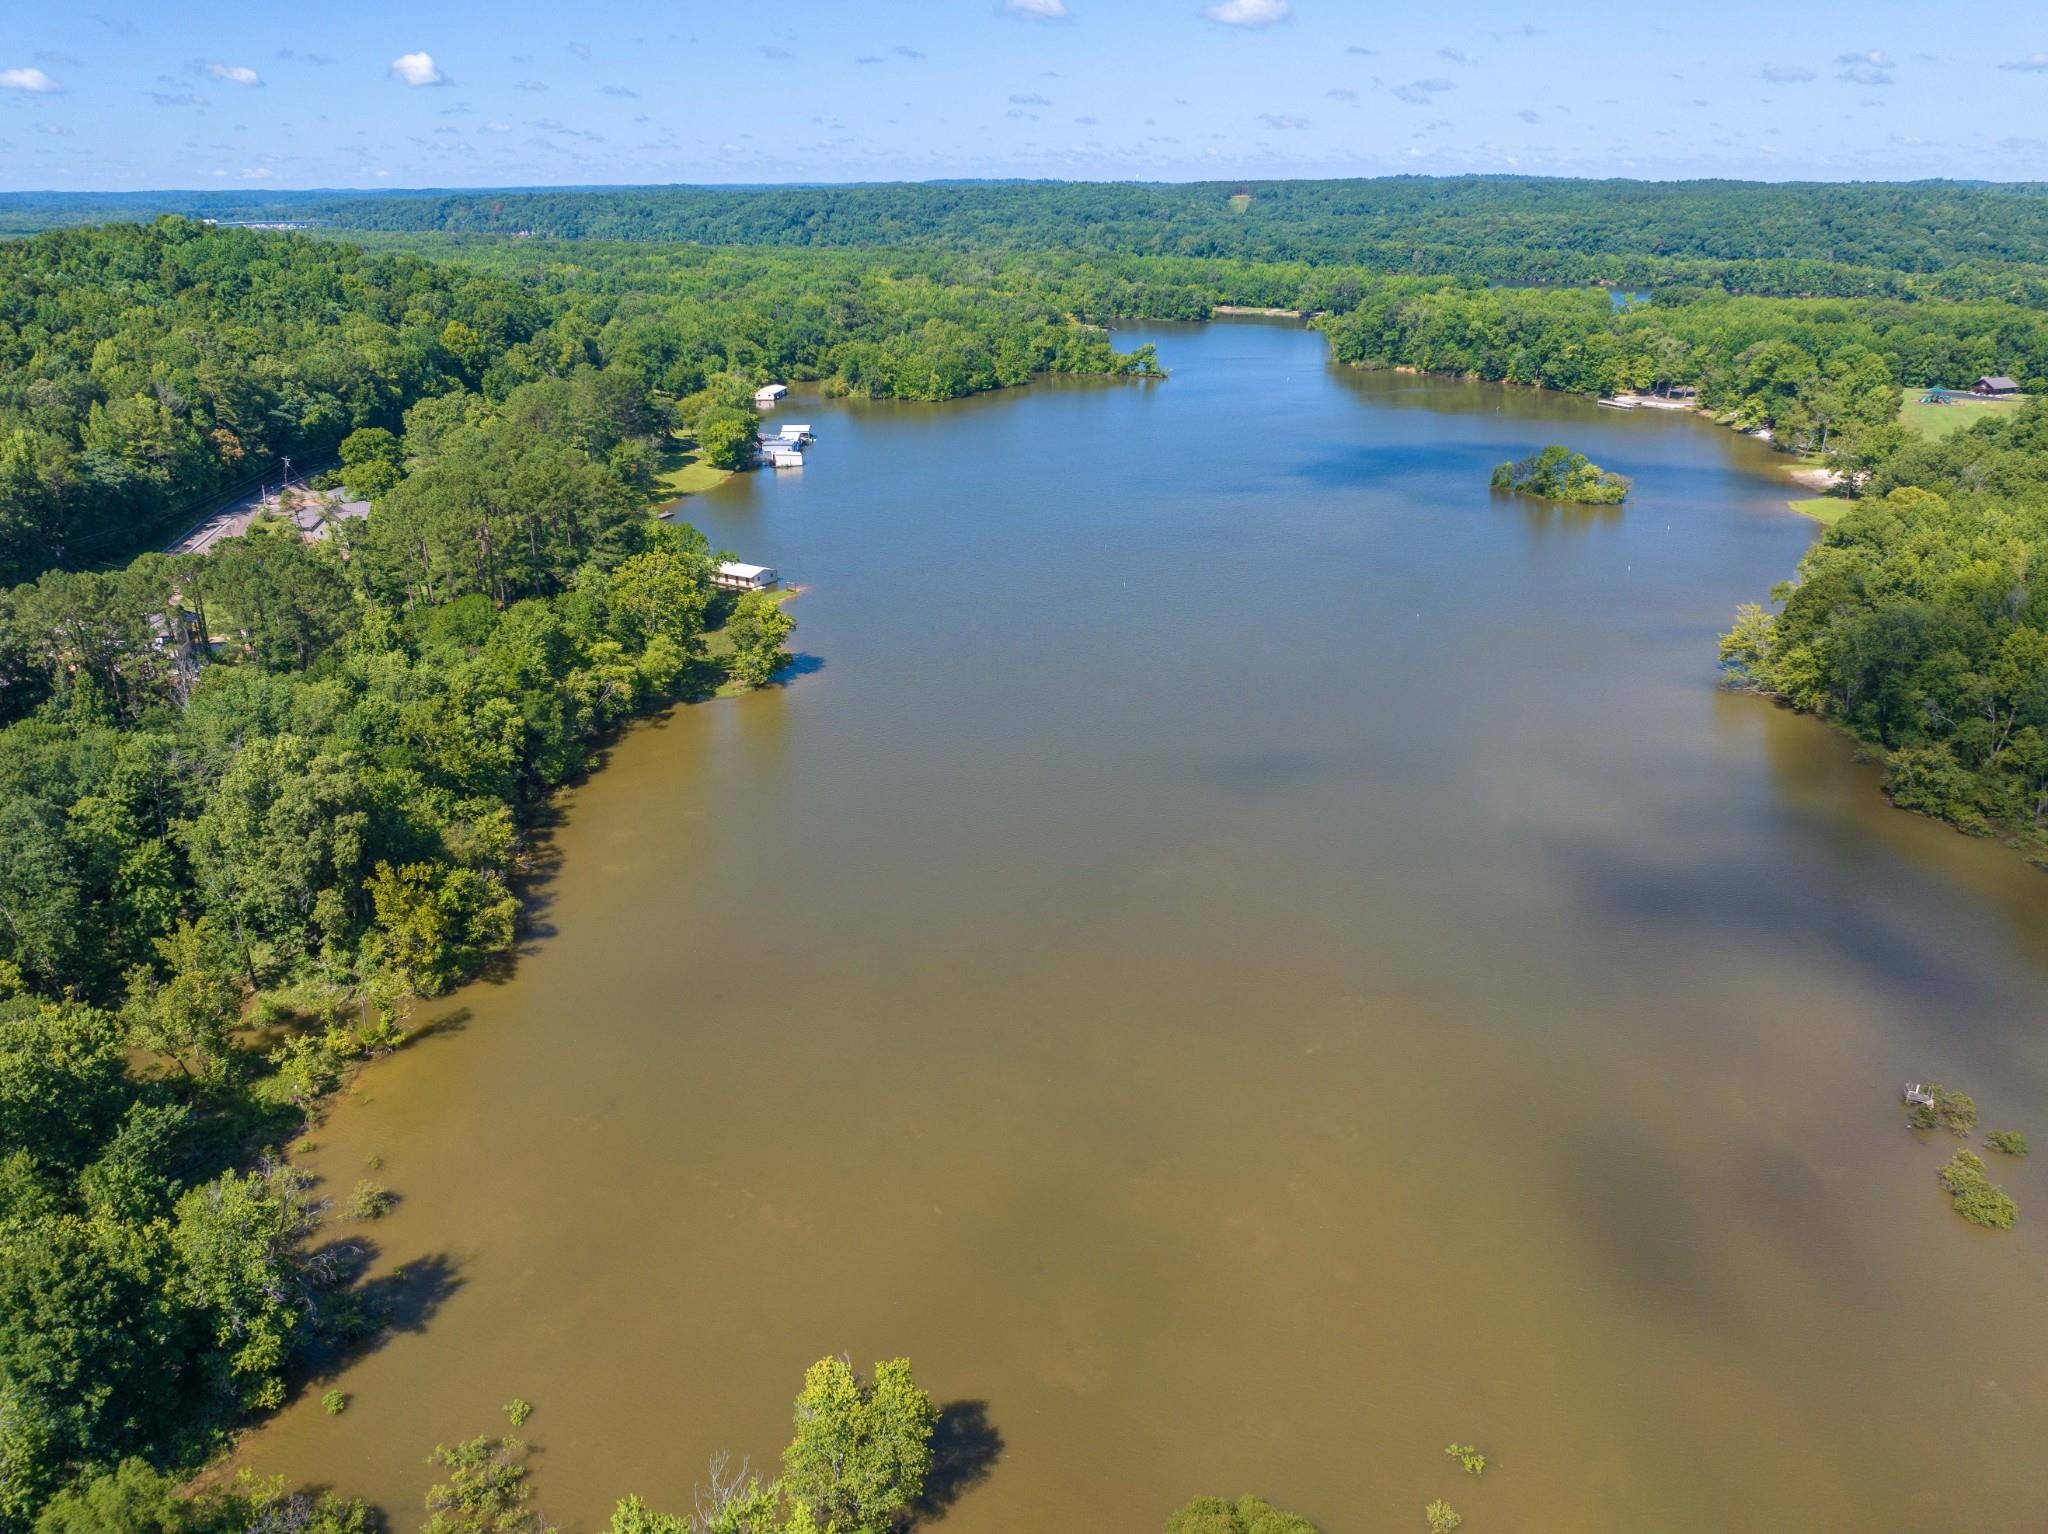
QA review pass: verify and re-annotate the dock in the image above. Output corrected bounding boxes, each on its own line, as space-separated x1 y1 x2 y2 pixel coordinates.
755 422 814 469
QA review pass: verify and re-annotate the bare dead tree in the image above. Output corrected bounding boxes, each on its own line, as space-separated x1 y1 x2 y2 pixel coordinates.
692 1450 771 1534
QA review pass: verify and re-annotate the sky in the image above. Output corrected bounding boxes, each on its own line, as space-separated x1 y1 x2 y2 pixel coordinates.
4 0 2048 191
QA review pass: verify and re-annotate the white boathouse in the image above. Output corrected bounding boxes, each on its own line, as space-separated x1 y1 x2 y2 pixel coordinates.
714 561 780 593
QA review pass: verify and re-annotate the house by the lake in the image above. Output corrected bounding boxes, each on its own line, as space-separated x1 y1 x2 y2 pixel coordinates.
714 561 780 593
1973 376 2022 396
754 383 788 408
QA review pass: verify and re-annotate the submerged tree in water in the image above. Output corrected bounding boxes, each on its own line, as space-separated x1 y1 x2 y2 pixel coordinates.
1167 1494 1321 1533
1938 1148 2018 1229
782 1357 938 1534
1490 444 1631 504
422 1436 553 1534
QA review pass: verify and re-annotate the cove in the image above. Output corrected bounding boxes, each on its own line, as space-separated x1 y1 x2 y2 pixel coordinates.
238 318 2048 1532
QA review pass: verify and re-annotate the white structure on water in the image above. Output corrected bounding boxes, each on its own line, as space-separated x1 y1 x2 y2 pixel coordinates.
714 561 780 593
754 383 788 408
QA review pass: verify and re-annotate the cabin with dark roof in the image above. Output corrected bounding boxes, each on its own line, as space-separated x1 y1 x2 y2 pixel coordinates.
1973 376 2021 396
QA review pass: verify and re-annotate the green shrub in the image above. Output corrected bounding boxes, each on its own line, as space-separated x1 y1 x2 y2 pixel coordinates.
1986 1129 2029 1156
1425 1499 1462 1534
323 1389 347 1415
1938 1149 2018 1229
504 1397 533 1427
1167 1495 1320 1534
1444 1443 1486 1476
422 1436 542 1534
1909 1085 1977 1136
345 1180 395 1220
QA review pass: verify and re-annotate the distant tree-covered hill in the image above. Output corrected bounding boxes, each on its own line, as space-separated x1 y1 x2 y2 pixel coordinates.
15 178 2048 301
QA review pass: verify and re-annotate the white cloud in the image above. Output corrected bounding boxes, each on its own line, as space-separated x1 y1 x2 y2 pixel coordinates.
1392 77 1455 103
1834 47 1893 85
389 51 446 87
1203 0 1289 24
0 66 60 92
206 63 263 86
1003 0 1069 17
1999 53 2048 72
1761 65 1816 82
1256 112 1307 128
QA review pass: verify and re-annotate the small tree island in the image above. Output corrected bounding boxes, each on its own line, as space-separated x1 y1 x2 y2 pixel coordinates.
1491 444 1632 504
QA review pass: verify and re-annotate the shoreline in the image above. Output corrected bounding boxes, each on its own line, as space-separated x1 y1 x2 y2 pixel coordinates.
1331 354 1850 498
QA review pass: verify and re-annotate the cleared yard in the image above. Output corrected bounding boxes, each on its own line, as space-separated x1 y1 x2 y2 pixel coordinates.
1899 394 2024 441
648 434 731 503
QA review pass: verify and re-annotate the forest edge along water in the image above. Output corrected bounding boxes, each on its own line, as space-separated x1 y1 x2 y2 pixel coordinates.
235 318 2048 1532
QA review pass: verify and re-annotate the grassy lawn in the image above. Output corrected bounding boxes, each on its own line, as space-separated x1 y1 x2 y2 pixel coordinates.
1788 498 1852 526
648 434 731 504
1899 394 2024 441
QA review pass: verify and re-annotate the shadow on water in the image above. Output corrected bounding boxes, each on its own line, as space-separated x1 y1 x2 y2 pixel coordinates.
1502 491 1627 534
395 1005 474 1049
767 653 826 688
304 1245 467 1382
911 1400 1005 1525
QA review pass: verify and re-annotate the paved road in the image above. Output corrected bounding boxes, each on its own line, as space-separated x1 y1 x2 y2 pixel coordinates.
166 482 369 555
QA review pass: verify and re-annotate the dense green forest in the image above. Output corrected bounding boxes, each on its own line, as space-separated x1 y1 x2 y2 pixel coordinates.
17 178 2048 301
0 222 822 1527
1721 399 2048 855
370 237 2044 467
0 221 1158 584
0 221 543 581
309 178 2048 301
1316 281 2048 461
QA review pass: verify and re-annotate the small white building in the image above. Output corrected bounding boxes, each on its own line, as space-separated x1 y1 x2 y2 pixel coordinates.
777 423 813 442
767 447 804 469
754 383 788 408
714 561 780 593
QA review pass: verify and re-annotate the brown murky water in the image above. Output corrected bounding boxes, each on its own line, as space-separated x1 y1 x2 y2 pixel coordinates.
242 321 2048 1532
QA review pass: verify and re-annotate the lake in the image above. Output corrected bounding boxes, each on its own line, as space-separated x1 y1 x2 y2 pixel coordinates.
241 318 2048 1531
